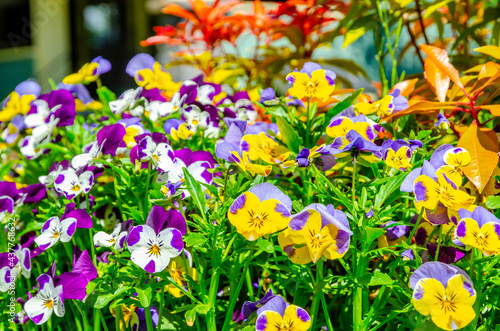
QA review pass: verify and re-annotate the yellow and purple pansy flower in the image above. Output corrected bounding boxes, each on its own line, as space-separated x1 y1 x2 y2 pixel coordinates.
455 206 500 255
255 295 311 331
355 88 408 116
63 56 111 85
332 130 382 164
279 203 352 264
127 205 186 273
126 53 180 93
286 62 336 101
228 183 292 241
410 262 476 330
326 115 376 144
165 251 198 298
0 80 40 122
241 132 290 164
381 139 422 171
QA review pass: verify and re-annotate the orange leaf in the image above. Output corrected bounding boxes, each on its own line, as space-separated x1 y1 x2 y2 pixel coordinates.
382 101 457 121
474 46 500 60
162 4 200 24
457 122 499 193
420 45 466 95
478 104 500 116
390 78 418 97
424 57 449 102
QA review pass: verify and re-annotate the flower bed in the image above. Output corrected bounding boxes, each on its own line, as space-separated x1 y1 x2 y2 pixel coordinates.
2 1 500 330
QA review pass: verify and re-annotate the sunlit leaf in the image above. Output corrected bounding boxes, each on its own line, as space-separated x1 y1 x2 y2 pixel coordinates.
474 45 500 60
457 122 499 193
424 57 449 102
390 78 418 97
420 45 466 95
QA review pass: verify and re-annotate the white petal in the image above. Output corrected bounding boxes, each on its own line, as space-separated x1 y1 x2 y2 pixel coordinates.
157 228 183 259
78 171 94 193
59 217 77 242
53 285 65 317
0 267 12 292
35 231 59 250
114 232 128 252
156 143 175 172
54 170 79 196
127 225 157 253
25 296 53 325
72 153 93 169
93 231 115 247
139 136 156 161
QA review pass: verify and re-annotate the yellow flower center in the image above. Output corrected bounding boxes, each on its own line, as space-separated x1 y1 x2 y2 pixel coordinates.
152 154 159 162
192 119 199 126
72 184 81 192
44 300 54 309
148 244 161 256
53 232 60 239
247 210 267 229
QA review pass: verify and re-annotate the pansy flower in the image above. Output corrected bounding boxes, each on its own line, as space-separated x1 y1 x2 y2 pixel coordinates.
217 92 258 124
279 204 352 264
381 139 422 171
136 133 175 172
355 89 408 116
34 216 77 250
110 87 143 115
229 183 292 241
157 148 215 198
63 56 111 85
94 220 132 252
57 82 102 111
437 147 471 187
242 132 290 164
286 62 336 101
25 274 65 325
283 142 340 171
255 295 311 331
1 114 26 143
455 206 500 255
126 53 180 93
414 172 474 212
231 151 272 177
24 90 76 128
0 245 31 292
333 130 382 164
259 88 279 106
127 205 185 273
54 168 94 200
165 252 198 298
435 113 450 130
0 80 40 122
164 118 194 141
326 112 376 144
410 262 476 330
110 304 159 331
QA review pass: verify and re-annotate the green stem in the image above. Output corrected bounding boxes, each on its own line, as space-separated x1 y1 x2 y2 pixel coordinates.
93 308 101 331
144 306 154 331
144 161 152 214
207 268 220 331
306 97 311 147
221 260 251 330
74 301 92 331
245 268 255 301
112 169 126 222
157 283 165 330
98 309 109 331
310 259 324 330
115 305 122 331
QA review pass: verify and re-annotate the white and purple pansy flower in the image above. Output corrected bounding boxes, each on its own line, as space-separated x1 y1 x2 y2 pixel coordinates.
24 274 65 325
1 114 26 143
255 295 311 331
94 220 132 252
39 160 71 186
19 115 59 160
157 148 215 198
109 87 143 114
137 133 175 171
54 168 94 200
34 216 77 250
0 245 31 292
127 205 186 273
182 103 210 132
25 89 77 128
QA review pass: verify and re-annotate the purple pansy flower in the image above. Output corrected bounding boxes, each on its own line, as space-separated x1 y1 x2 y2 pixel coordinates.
1 114 26 143
94 220 132 252
435 113 450 130
54 168 94 200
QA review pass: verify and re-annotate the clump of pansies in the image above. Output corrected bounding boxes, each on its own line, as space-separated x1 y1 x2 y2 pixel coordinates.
1 53 499 331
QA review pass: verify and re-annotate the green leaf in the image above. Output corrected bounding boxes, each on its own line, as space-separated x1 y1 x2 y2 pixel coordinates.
183 168 207 218
93 293 115 309
276 115 303 153
486 196 500 209
135 286 153 308
322 89 364 133
256 238 274 253
363 227 385 251
358 270 394 286
96 86 117 104
185 232 208 247
185 304 211 327
99 159 131 183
